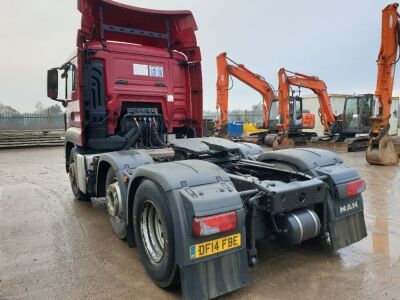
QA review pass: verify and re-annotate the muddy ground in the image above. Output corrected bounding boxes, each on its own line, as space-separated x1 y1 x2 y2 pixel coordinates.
0 147 399 299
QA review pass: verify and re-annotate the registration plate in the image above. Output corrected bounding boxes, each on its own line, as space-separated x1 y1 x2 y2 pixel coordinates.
189 233 241 259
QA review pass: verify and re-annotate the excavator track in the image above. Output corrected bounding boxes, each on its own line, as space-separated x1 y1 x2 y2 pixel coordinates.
305 140 350 152
305 136 370 152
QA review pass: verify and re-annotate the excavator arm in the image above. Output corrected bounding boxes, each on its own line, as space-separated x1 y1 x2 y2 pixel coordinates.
216 52 276 132
366 3 400 165
373 3 399 129
278 68 336 134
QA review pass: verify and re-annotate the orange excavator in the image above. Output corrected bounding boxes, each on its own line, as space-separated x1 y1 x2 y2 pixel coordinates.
271 68 338 149
215 52 276 136
366 3 400 165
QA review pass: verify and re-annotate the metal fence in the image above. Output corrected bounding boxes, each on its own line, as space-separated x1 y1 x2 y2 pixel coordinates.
0 111 263 132
0 114 64 132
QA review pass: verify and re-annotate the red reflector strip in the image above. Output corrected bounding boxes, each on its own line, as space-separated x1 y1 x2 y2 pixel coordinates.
346 179 366 197
192 211 237 237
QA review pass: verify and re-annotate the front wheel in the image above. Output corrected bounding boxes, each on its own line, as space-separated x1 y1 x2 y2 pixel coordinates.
105 168 127 239
68 149 91 201
133 179 178 288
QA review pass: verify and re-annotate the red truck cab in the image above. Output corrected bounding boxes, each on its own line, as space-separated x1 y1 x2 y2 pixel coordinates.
48 0 203 157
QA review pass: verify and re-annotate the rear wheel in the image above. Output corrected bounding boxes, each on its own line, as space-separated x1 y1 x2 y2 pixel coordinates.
106 168 127 239
133 179 178 288
68 149 91 201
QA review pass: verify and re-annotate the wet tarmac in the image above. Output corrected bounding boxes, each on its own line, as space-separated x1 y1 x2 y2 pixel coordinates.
0 148 399 299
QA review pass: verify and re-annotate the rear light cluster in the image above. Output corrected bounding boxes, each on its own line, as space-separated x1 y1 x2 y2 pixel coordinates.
192 211 237 237
346 179 366 197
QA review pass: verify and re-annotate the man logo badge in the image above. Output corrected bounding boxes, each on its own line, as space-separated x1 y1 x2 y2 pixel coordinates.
339 201 359 214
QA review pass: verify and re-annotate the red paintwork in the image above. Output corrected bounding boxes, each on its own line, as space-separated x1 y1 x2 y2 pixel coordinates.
77 0 199 51
67 0 203 146
90 40 199 134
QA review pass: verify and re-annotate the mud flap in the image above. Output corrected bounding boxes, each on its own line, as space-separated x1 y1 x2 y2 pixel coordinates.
327 195 367 250
180 249 250 300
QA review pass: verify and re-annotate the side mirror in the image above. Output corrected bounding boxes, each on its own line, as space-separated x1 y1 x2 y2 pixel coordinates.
47 68 59 100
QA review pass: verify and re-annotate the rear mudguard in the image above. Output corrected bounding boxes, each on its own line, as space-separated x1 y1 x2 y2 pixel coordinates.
257 148 367 249
235 142 265 160
127 159 250 299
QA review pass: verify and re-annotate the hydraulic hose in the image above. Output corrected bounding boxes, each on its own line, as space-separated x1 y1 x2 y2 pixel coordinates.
151 128 166 147
123 126 143 150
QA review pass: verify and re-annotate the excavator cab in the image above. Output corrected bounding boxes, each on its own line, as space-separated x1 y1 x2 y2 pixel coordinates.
268 96 314 133
289 96 304 131
266 96 315 148
342 94 373 135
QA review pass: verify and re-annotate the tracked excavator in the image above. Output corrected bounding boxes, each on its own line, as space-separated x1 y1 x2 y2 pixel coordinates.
215 53 314 142
215 52 276 138
272 69 375 151
306 94 374 152
366 3 400 165
271 68 338 150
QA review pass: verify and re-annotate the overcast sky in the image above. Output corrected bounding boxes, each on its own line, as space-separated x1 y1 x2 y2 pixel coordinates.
0 0 398 112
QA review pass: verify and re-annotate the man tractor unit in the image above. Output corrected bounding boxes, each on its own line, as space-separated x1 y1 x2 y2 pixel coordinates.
47 1 367 299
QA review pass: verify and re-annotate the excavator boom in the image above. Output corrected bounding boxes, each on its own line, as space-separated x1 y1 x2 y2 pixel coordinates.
374 3 399 125
366 3 400 165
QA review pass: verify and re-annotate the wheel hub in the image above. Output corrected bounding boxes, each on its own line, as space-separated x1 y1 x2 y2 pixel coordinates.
140 201 165 263
106 182 121 217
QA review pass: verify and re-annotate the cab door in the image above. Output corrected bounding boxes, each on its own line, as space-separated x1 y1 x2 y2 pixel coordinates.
289 96 303 132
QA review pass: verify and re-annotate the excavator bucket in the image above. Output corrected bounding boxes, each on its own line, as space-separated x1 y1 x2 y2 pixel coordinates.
393 135 400 157
264 134 278 147
366 135 399 165
272 138 295 150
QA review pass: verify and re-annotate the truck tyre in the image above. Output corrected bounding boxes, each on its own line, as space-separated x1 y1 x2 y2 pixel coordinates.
105 168 127 239
68 149 91 201
133 179 178 288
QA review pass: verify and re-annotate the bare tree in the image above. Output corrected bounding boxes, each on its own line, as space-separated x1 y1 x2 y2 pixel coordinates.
34 101 45 114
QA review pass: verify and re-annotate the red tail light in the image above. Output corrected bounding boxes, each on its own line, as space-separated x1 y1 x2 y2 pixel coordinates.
192 211 237 237
346 179 366 197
